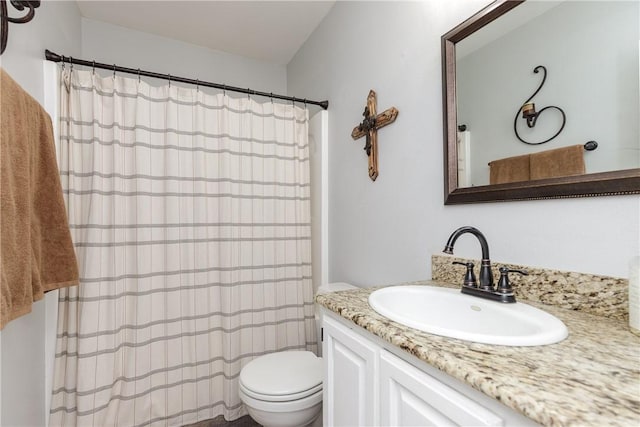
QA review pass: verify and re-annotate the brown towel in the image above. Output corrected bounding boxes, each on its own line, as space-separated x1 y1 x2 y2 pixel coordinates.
530 144 585 180
1 68 79 329
489 153 531 185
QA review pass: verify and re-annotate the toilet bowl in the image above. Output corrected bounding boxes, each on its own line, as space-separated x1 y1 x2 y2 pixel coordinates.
238 351 323 427
239 282 356 427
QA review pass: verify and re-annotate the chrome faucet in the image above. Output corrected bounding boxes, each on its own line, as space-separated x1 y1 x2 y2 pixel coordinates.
443 226 526 303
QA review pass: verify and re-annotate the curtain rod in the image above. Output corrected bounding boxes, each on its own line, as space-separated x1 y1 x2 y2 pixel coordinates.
44 49 329 110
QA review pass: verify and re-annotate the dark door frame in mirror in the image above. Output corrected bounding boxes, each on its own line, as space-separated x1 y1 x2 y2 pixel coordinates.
442 0 640 205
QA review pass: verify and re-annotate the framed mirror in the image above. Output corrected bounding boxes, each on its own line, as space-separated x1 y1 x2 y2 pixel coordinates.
442 0 640 204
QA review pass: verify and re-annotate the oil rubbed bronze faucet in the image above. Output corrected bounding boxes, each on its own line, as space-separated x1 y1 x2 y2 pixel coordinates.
443 226 527 303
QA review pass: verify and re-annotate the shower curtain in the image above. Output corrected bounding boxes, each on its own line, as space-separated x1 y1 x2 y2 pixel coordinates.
49 68 315 427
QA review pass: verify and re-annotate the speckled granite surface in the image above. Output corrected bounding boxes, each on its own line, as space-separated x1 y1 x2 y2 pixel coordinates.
433 255 629 321
316 281 640 427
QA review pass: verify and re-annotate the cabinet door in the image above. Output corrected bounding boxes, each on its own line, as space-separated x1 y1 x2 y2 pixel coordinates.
323 315 378 427
380 350 504 427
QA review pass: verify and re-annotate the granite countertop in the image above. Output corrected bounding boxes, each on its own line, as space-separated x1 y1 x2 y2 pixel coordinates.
316 280 640 427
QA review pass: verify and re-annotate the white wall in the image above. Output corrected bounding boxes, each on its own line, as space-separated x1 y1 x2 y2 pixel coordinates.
81 18 287 96
457 1 639 186
287 1 640 287
0 2 82 426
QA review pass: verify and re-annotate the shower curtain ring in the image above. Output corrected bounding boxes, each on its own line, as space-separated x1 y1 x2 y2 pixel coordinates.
137 68 141 83
247 88 251 100
223 84 226 96
168 74 171 87
69 57 73 72
270 92 273 103
196 78 199 92
92 61 95 75
113 64 116 79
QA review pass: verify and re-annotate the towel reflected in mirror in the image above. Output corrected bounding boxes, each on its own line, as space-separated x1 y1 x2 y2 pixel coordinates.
489 145 586 185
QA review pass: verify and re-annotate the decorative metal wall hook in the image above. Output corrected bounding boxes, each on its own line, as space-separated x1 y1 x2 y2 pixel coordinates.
513 65 566 145
0 0 40 55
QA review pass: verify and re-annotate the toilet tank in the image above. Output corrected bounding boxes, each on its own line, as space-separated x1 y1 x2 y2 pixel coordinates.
315 282 356 356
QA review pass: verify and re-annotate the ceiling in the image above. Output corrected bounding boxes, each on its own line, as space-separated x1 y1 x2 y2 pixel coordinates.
76 1 336 65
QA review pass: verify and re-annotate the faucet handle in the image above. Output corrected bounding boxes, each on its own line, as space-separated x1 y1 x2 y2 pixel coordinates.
496 266 528 294
452 261 477 288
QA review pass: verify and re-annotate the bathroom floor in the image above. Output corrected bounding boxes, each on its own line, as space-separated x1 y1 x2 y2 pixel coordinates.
184 415 261 427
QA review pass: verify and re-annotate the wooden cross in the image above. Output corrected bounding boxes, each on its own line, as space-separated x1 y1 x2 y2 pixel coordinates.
351 90 398 181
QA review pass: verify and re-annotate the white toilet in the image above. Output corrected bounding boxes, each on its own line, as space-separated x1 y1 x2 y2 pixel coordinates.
238 282 356 427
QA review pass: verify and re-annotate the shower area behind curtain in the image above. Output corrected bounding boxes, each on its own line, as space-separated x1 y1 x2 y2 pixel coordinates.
49 68 315 427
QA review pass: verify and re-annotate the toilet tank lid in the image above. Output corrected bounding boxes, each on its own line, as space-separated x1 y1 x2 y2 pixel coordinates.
240 351 322 396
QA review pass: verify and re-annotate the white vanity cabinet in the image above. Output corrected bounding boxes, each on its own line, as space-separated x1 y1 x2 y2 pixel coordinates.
322 310 539 427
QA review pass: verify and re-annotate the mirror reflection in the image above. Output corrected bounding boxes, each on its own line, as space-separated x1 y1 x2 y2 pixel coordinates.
455 1 639 188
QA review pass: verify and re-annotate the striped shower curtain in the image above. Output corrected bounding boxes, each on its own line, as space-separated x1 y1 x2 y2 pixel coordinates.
49 68 315 427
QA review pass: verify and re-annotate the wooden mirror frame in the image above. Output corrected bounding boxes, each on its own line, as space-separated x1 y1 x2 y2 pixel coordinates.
442 0 640 204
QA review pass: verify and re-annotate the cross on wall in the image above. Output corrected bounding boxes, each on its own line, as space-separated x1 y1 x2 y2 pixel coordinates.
351 90 399 181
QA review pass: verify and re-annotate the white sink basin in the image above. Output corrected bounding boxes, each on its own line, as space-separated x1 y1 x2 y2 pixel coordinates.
368 285 568 346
